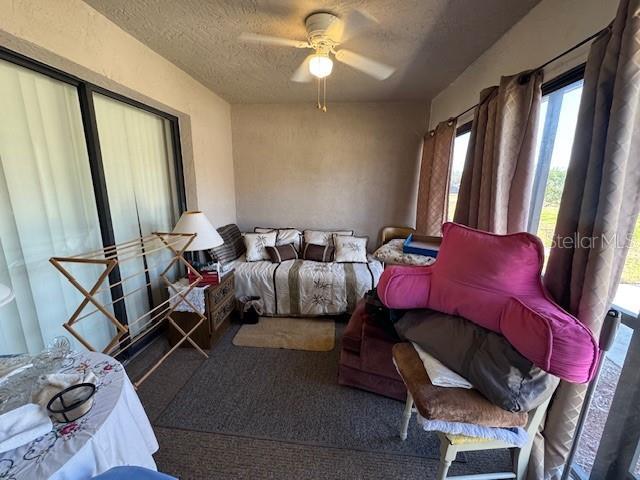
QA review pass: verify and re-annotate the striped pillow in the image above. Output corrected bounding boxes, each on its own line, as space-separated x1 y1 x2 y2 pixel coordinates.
209 224 245 265
265 244 299 263
210 243 235 265
302 243 335 262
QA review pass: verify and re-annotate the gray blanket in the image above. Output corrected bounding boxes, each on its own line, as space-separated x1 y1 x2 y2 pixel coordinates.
394 309 559 412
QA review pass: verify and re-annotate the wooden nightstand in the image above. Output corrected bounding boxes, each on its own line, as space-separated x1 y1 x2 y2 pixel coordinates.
167 272 235 349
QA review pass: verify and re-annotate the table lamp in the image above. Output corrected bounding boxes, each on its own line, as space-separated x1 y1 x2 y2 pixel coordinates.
172 210 224 252
0 283 14 308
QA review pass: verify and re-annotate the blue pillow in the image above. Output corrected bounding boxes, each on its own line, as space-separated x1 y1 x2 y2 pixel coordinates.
92 466 176 480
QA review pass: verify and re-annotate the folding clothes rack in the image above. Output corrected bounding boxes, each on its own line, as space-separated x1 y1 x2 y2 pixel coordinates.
50 232 208 387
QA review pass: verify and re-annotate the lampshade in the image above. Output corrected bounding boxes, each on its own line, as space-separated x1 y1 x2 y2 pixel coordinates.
309 54 333 78
172 211 224 251
0 283 14 308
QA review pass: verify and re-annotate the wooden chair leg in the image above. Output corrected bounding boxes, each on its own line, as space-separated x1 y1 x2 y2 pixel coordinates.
400 392 413 441
436 434 457 480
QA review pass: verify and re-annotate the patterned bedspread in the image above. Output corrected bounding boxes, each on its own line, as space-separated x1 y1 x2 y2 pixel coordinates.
230 255 383 316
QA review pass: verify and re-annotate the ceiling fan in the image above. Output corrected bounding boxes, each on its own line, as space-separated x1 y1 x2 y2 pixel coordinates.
240 11 395 110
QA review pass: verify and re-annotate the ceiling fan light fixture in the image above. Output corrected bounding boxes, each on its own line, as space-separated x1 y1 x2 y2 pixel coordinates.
309 54 333 78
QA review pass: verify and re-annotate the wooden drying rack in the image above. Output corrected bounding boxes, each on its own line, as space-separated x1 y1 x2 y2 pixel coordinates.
50 232 208 387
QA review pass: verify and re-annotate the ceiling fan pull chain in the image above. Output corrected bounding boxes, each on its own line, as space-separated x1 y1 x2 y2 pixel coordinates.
322 77 327 112
317 78 321 110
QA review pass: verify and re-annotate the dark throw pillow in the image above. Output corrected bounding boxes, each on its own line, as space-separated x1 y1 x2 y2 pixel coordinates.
302 243 335 262
209 243 235 265
220 224 246 257
266 244 299 263
210 224 245 265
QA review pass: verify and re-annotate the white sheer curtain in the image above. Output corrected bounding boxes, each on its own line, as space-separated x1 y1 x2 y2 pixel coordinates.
93 94 179 337
0 60 114 354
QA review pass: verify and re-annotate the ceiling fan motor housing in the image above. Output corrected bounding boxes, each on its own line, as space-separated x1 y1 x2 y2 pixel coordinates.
305 12 342 53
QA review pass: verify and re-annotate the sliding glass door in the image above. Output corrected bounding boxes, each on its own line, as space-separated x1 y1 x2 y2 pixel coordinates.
0 50 185 356
93 94 180 336
0 60 113 353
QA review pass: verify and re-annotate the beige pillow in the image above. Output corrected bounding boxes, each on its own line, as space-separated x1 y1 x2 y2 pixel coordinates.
243 231 277 262
333 235 368 263
304 229 353 247
255 227 302 251
276 229 302 250
254 227 275 233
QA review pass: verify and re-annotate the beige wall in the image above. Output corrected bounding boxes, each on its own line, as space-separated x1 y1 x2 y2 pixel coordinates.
429 0 618 128
0 0 236 226
232 103 428 245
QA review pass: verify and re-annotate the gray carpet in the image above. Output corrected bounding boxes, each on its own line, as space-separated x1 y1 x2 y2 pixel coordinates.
155 324 442 458
152 426 509 480
133 325 511 479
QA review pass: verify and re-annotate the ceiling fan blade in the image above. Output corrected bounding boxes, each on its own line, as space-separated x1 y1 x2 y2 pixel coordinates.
291 55 314 83
334 49 395 80
327 9 378 43
239 32 309 49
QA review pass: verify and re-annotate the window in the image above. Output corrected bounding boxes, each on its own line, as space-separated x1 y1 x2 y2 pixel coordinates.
94 94 180 336
0 59 112 353
615 221 640 316
529 76 640 478
530 74 640 318
529 79 584 255
447 68 640 317
448 125 471 221
0 49 185 355
449 66 640 478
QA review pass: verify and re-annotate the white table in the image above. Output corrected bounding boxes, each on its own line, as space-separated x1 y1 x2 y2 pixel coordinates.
0 352 158 479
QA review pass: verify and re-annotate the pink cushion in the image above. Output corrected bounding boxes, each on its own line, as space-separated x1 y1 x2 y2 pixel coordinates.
377 222 599 383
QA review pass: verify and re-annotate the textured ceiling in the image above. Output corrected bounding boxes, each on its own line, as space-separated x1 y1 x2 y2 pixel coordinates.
84 0 540 103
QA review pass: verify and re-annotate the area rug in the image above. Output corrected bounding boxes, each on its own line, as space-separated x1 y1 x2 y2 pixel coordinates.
155 325 468 461
232 317 335 351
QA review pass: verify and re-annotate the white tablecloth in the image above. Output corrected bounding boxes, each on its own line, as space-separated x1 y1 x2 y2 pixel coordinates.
0 352 158 479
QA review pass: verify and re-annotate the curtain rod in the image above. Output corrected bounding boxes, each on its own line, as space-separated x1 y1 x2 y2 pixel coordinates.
449 26 610 122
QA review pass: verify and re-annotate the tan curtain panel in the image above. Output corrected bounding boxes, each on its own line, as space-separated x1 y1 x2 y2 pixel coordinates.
415 120 456 236
528 1 640 478
453 71 542 233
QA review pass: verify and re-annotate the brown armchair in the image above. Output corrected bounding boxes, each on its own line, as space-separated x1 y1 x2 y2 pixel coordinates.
378 226 415 248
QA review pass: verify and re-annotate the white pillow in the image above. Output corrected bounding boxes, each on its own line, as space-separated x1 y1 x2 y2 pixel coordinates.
333 235 368 263
411 342 473 389
254 227 302 251
278 229 302 251
304 229 353 247
243 231 277 262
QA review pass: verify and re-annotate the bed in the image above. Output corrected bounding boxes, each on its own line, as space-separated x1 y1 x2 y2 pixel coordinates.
229 255 383 316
